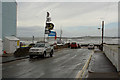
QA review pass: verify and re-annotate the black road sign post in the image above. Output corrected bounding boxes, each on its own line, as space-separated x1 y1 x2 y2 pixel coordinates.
44 12 55 42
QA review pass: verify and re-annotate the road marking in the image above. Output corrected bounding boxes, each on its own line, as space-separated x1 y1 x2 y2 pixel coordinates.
75 50 94 79
71 55 77 59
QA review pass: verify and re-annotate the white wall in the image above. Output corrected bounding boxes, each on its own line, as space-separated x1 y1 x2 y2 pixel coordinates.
0 1 2 39
103 44 119 71
4 38 9 53
118 47 120 72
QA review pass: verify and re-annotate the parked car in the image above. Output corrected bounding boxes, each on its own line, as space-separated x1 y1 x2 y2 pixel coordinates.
77 44 81 48
67 43 71 48
88 44 94 49
20 41 26 47
29 42 54 59
57 40 65 46
70 42 78 49
28 43 35 48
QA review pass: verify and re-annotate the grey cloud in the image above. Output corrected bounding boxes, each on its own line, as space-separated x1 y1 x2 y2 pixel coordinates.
17 26 44 37
18 2 117 26
17 2 118 37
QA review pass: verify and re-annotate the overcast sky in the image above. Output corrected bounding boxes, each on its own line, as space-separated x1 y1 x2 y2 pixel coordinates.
17 1 118 37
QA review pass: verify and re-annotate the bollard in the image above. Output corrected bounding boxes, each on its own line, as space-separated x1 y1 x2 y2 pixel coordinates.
3 51 7 54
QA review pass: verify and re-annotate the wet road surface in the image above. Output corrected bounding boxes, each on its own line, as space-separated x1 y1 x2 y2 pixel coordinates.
2 48 92 78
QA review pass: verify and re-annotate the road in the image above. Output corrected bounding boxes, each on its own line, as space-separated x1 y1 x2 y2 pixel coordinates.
2 48 92 78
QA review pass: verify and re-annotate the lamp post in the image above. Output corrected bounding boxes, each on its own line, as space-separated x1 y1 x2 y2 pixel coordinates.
32 36 34 43
98 28 101 44
101 21 104 51
98 21 104 51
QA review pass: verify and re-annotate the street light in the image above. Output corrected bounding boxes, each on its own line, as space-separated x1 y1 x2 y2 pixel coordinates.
101 21 104 51
97 28 101 44
98 28 101 30
98 21 104 51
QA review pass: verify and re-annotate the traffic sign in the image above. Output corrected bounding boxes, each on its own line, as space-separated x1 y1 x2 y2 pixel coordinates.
46 23 54 30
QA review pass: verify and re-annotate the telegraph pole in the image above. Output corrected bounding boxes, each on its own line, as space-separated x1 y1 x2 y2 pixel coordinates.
101 21 104 51
32 36 34 43
60 29 62 41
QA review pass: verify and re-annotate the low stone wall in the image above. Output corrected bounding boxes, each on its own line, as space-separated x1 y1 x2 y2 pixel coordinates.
103 44 120 71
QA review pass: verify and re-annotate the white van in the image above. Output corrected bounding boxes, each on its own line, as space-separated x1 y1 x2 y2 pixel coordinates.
29 42 54 58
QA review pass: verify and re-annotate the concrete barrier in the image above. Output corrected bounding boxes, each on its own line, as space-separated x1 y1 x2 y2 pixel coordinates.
103 44 120 71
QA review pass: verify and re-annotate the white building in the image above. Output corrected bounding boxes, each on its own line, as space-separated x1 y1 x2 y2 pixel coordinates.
1 1 18 53
4 36 19 53
0 1 2 55
0 1 2 39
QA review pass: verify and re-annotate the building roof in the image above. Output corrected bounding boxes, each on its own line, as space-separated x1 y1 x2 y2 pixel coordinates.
5 36 19 41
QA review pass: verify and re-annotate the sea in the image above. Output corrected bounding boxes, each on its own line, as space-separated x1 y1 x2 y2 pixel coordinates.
18 37 119 45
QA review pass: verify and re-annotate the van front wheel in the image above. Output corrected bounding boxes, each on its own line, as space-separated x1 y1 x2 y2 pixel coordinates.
50 50 53 57
42 52 46 58
29 55 33 59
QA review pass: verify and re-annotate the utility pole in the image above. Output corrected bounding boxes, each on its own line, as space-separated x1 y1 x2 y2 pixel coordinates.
60 29 62 41
32 36 34 43
101 21 104 51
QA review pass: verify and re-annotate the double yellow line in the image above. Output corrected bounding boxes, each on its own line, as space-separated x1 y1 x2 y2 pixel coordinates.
76 51 94 80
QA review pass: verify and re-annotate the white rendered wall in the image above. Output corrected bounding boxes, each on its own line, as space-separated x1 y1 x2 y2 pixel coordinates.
103 44 119 71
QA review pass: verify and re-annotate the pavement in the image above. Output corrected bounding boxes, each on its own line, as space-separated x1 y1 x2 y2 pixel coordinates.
2 55 29 63
87 49 120 79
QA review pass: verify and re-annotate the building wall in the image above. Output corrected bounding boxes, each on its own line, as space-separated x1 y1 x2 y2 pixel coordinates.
2 2 17 40
0 1 2 39
0 39 2 55
2 1 17 52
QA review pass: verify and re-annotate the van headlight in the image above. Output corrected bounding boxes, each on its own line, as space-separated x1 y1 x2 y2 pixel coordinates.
38 49 44 52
